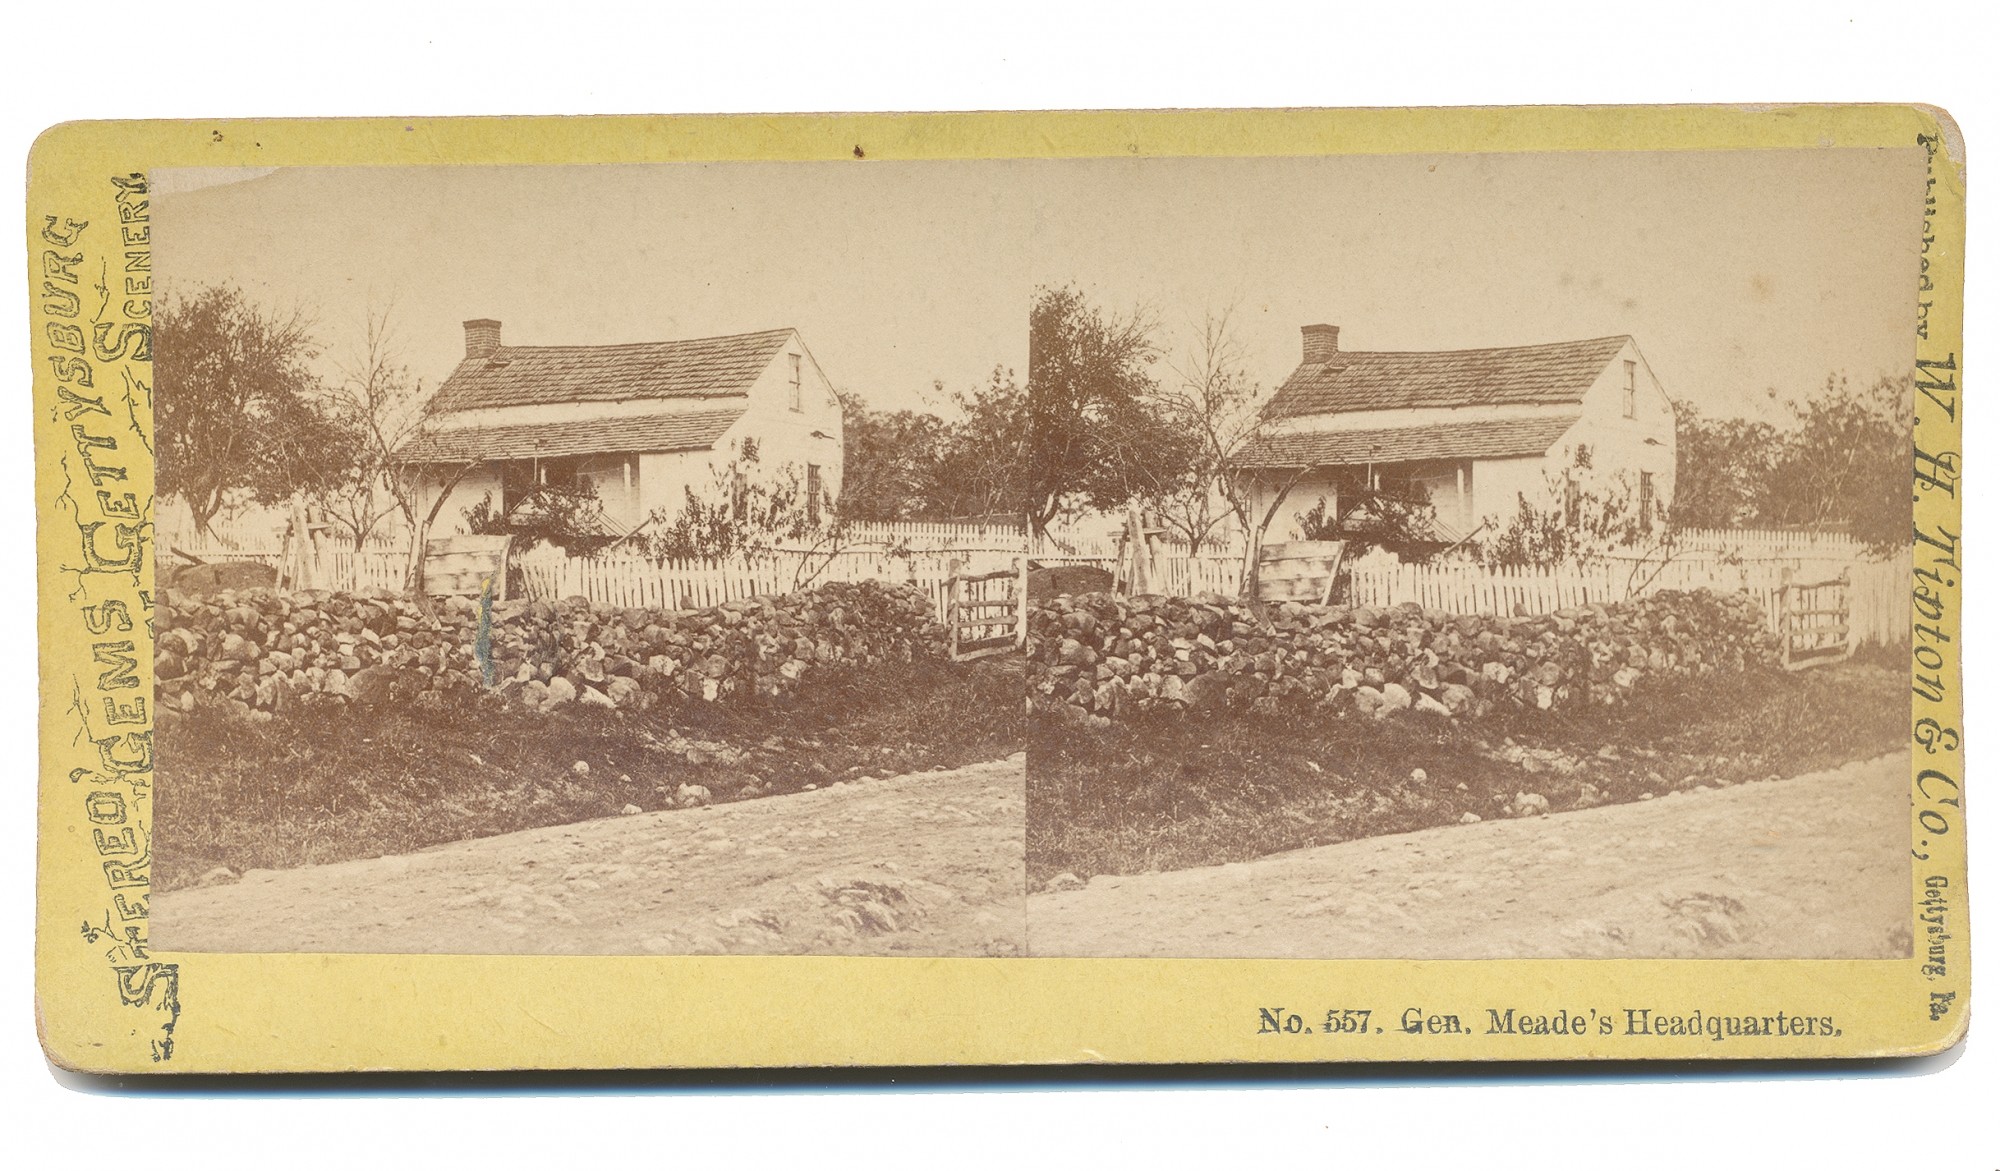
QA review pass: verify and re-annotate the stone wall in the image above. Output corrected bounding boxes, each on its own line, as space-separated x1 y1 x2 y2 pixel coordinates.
1029 590 1777 727
157 579 948 718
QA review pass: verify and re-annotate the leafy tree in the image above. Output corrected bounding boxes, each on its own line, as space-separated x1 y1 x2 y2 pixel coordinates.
836 393 957 522
152 285 352 534
933 366 1030 520
1765 373 1910 549
1026 284 1173 534
1670 372 1909 550
833 372 1029 523
1671 402 1784 530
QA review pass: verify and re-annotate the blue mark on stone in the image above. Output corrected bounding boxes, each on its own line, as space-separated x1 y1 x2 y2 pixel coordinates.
477 575 496 687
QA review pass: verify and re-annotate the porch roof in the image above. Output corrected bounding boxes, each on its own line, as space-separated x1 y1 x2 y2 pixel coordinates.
1235 413 1580 469
402 407 744 464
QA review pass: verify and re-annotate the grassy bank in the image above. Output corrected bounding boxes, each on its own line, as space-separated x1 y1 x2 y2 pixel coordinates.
1026 661 1908 888
155 656 1022 892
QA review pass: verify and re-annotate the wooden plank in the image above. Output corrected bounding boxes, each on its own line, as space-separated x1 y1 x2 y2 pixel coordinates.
421 533 509 599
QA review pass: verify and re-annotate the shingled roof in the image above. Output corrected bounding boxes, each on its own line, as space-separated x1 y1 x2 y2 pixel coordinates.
1260 335 1631 420
1236 414 1582 469
429 328 795 413
404 408 745 464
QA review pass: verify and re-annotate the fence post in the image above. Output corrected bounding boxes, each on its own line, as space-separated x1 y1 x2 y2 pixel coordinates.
1015 556 1029 650
1778 564 1793 669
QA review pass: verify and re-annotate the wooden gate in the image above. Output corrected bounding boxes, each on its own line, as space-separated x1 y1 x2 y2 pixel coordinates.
1777 567 1851 670
1254 540 1348 604
423 533 513 599
947 559 1024 662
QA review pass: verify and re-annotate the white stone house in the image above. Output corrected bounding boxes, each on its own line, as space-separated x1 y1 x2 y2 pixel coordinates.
1236 324 1677 545
407 319 845 537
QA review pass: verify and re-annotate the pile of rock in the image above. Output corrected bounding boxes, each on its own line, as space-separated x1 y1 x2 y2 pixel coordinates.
157 579 949 718
1028 588 1777 726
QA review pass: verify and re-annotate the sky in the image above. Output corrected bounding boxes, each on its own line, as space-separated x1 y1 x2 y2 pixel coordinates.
1030 147 1927 423
155 147 1925 424
153 162 1039 415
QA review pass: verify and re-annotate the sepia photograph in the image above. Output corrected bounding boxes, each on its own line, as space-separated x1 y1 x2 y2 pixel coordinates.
143 163 1035 956
135 148 1932 963
1021 149 1926 959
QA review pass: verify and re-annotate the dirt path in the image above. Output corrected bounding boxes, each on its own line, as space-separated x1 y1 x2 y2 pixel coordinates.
154 755 1025 957
1028 753 1911 959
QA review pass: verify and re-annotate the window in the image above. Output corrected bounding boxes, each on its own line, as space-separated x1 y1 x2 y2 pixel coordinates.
1639 470 1655 533
788 353 803 411
805 463 822 523
1564 473 1581 528
730 469 748 520
1622 360 1637 418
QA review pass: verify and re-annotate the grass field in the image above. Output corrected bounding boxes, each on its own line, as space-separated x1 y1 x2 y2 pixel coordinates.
1026 659 1909 888
154 656 1023 892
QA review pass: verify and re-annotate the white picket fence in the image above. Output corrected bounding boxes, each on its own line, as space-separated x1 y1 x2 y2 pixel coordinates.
1031 550 1245 598
1030 538 1908 651
1342 554 1906 649
1665 527 1873 560
151 494 1028 609
158 499 1025 559
1034 523 1869 564
845 519 1029 550
154 520 412 592
512 545 1021 625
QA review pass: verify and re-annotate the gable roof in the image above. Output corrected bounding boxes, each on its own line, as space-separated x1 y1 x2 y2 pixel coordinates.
1236 413 1581 469
1261 335 1631 420
429 327 795 413
404 408 745 464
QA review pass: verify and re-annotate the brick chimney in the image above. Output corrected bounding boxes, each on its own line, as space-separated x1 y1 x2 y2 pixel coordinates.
463 318 502 360
1302 323 1340 364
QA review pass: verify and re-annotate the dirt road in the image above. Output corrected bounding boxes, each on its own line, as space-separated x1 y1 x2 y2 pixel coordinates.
154 755 1025 956
1029 753 1912 959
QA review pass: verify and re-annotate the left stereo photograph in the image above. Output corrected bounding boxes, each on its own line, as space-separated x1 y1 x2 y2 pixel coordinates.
141 162 1032 957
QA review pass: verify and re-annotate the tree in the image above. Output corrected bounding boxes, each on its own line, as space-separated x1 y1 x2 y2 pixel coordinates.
1671 402 1784 530
300 302 485 600
152 285 351 535
1145 306 1268 552
934 366 1030 520
832 372 1029 523
286 303 447 550
1670 372 1909 550
1766 373 1910 549
835 392 957 521
1026 284 1169 535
